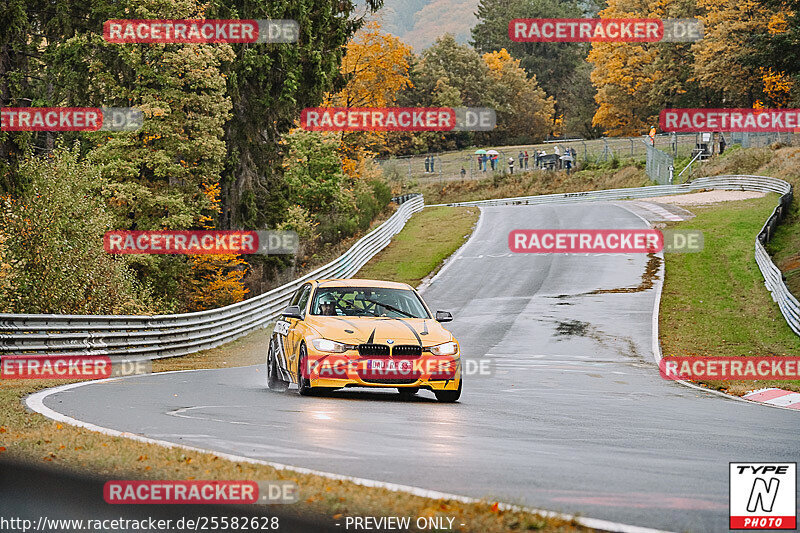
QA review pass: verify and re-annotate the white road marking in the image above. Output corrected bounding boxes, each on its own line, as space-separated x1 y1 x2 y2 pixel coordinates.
26 375 675 533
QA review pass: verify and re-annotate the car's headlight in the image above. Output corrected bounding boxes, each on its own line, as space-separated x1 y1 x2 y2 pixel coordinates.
430 341 458 356
312 338 347 353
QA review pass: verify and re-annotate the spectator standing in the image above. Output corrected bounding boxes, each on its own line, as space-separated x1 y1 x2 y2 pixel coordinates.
430 156 435 172
518 151 524 170
424 156 430 173
508 157 515 174
524 150 529 169
534 150 540 168
562 151 573 174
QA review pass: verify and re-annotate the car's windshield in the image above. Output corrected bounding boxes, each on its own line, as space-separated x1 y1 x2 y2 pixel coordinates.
311 287 430 318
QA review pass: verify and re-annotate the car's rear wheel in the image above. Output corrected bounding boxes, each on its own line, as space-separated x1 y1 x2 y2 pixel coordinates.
397 387 419 399
434 379 461 403
297 344 315 396
267 340 289 392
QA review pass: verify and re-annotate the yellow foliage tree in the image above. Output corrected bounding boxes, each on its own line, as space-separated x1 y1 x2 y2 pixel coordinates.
187 182 249 311
691 0 771 106
587 0 665 136
326 21 413 177
331 20 414 109
761 68 794 107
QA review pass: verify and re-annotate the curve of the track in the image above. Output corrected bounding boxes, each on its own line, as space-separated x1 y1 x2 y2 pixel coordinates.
37 203 799 532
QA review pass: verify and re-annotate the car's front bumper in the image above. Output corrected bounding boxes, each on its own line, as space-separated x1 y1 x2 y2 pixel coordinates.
306 352 462 390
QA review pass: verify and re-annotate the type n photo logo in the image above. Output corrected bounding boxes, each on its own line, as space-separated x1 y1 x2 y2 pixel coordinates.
730 463 796 529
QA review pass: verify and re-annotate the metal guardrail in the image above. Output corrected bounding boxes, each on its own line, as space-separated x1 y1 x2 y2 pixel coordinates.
439 174 799 338
0 195 425 359
4 176 798 357
754 185 799 335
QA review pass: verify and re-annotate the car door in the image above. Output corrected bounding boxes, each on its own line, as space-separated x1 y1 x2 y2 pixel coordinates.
285 283 312 378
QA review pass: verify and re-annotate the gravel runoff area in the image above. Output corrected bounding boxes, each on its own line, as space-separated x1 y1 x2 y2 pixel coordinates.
638 190 766 206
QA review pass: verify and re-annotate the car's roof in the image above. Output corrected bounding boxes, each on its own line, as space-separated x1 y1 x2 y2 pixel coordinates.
313 279 414 290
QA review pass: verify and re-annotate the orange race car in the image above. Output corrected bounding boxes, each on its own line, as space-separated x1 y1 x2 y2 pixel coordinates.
266 279 462 402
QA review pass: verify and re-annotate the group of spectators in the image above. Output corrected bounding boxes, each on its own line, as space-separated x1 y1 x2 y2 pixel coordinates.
427 145 581 177
424 155 436 173
488 146 579 174
477 152 500 171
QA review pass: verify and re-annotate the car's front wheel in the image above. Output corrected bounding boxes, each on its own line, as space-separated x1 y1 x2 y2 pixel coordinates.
434 379 461 403
297 344 315 396
267 340 289 392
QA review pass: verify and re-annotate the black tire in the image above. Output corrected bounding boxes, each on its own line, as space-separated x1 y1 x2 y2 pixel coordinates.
267 340 289 392
297 344 314 396
397 387 420 399
434 379 462 403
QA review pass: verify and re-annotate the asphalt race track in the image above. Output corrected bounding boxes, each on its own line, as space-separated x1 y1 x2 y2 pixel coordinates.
35 203 800 533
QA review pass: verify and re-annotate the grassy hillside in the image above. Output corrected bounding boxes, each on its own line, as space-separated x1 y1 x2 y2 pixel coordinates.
377 0 479 50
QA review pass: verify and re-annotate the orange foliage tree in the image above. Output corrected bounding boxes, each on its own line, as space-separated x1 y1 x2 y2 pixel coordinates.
187 182 248 311
326 20 413 176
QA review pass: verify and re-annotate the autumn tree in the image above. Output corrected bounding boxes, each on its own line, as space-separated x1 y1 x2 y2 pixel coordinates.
326 20 413 170
392 34 493 152
483 49 554 143
187 183 248 311
207 0 384 231
692 0 773 106
471 0 595 136
748 8 799 106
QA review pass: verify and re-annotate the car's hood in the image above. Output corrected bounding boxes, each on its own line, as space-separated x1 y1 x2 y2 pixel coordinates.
303 316 452 347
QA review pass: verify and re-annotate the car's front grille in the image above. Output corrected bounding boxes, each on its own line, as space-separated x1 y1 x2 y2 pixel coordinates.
358 343 390 356
359 378 419 385
391 345 422 357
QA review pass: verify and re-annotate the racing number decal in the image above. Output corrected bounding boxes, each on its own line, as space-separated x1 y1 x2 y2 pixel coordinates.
274 319 291 336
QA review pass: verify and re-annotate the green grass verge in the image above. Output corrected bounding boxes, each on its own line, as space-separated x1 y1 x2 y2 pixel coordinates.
356 206 480 286
659 194 800 395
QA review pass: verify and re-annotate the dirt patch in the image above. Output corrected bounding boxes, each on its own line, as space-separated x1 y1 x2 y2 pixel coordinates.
589 254 662 294
637 190 766 206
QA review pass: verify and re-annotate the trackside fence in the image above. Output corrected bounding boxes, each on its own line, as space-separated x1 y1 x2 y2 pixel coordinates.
0 195 424 359
645 143 674 185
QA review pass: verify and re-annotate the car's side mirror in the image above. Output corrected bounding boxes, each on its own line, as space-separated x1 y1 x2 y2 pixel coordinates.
435 310 453 323
282 305 302 319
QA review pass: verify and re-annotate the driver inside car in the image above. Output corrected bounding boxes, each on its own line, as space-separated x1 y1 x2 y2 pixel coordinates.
318 294 338 316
